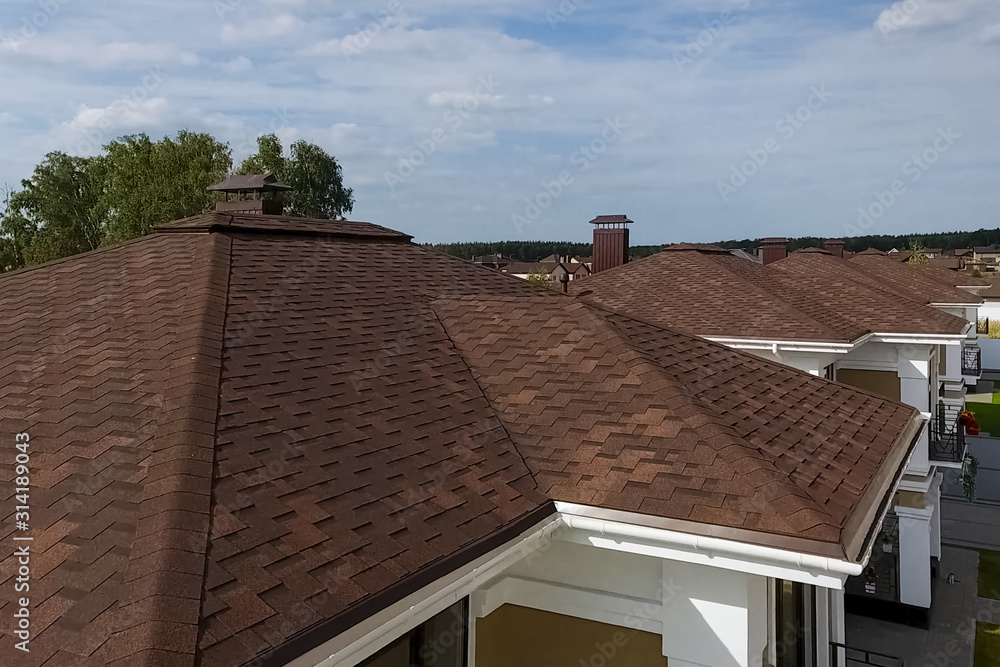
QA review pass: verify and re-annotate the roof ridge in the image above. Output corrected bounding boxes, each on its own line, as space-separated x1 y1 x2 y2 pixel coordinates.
105 234 232 666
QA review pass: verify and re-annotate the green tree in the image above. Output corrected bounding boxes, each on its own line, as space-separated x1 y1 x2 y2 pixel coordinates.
526 269 552 287
99 131 232 243
239 134 354 219
906 240 929 265
0 153 106 269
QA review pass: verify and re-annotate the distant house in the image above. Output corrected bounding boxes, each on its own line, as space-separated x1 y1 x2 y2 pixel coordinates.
497 257 591 283
472 254 512 269
967 244 1000 273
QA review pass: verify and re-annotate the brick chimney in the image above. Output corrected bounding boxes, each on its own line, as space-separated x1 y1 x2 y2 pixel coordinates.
823 238 845 258
591 215 632 273
760 237 788 266
208 173 291 215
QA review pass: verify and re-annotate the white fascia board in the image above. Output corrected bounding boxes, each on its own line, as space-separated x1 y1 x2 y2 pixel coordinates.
555 504 860 588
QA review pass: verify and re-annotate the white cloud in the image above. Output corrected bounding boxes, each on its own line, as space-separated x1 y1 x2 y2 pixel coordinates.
48 97 171 154
5 37 196 68
874 0 991 34
983 23 1000 42
220 56 253 73
221 13 303 43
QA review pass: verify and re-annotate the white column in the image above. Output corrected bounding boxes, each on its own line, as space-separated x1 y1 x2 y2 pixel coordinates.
896 505 934 608
830 589 845 667
815 587 831 667
929 473 943 561
898 346 932 476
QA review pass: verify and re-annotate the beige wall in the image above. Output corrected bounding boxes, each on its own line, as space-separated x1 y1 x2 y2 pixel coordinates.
897 490 927 509
476 604 667 667
837 368 902 402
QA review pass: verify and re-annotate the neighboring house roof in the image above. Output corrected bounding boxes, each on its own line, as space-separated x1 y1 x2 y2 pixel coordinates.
974 245 1000 253
0 213 919 666
473 254 511 266
570 245 968 343
502 260 566 275
955 248 973 257
729 248 762 264
844 252 985 305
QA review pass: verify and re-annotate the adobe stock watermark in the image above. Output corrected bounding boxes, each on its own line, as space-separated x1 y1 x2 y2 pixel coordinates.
68 67 166 155
547 0 584 29
341 0 405 60
1 0 71 52
717 85 832 202
846 126 959 236
384 75 501 192
214 0 245 20
512 117 629 234
875 0 926 37
673 0 751 72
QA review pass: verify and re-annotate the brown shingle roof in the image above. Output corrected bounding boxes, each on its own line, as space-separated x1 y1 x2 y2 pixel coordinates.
0 214 920 666
840 252 983 305
571 246 968 342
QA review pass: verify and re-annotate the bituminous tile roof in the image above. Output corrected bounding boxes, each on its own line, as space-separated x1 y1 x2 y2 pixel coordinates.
571 245 970 342
0 214 919 666
843 252 986 304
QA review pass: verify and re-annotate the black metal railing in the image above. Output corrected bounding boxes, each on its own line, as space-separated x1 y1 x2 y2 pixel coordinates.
845 512 899 603
929 403 966 464
830 642 903 666
962 345 982 376
978 317 989 335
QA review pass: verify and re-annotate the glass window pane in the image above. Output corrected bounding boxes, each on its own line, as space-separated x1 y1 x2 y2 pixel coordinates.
416 599 468 667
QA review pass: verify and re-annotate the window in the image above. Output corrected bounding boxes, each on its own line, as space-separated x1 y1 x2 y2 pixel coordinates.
360 599 468 667
823 364 835 381
774 580 815 667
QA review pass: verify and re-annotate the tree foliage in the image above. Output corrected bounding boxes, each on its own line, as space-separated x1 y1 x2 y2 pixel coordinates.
100 131 232 243
1 153 105 270
1 131 354 272
239 134 354 219
525 269 552 287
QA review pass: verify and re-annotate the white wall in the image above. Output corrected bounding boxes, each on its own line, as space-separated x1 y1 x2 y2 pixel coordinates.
478 539 776 667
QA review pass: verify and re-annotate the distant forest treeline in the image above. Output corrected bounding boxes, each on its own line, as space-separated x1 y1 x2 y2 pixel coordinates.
427 241 662 262
715 228 1000 253
430 228 1000 262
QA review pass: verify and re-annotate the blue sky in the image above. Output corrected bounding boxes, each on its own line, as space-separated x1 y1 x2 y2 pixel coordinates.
0 0 998 245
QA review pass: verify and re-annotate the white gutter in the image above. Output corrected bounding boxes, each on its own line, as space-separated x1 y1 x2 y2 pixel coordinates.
930 302 984 308
874 336 966 345
706 336 858 355
557 510 863 577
